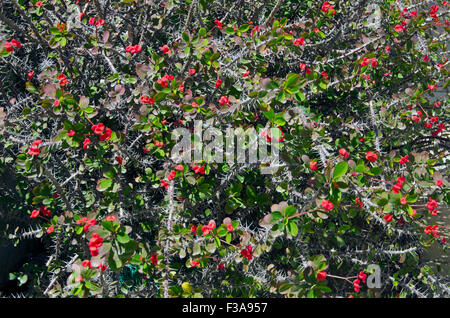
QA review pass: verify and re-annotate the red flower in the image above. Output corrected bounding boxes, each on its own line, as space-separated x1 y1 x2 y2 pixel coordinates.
160 179 169 189
190 260 200 267
321 200 334 212
189 68 196 75
115 156 123 165
193 165 205 174
317 270 327 281
399 155 409 165
241 245 253 261
394 24 404 32
191 225 197 235
227 224 233 232
35 1 43 6
27 71 34 80
160 44 171 54
219 96 230 106
40 206 51 217
167 170 176 181
82 260 91 268
28 145 41 156
175 165 184 171
150 254 158 265
217 263 225 271
424 225 439 237
106 215 116 222
384 214 393 222
99 128 112 141
96 18 105 26
353 279 361 292
309 161 318 170
75 275 83 282
67 130 75 137
83 218 97 232
339 148 349 159
214 20 223 29
30 210 40 218
400 197 407 205
91 123 105 135
83 138 91 149
293 37 305 46
436 179 443 187
215 79 222 87
321 71 329 79
10 39 21 48
385 46 390 52
89 17 95 25
365 151 378 162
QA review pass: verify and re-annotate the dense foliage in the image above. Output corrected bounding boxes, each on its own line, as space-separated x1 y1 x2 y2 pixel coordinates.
0 0 449 298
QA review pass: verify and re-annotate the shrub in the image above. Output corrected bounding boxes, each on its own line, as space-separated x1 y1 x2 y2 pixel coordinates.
0 0 448 298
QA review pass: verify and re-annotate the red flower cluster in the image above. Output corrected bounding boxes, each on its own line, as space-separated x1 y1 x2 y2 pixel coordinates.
392 176 406 194
339 148 349 159
214 20 223 29
126 45 142 54
30 206 51 218
89 17 105 26
193 165 205 174
155 140 164 147
201 220 216 235
157 74 173 87
190 260 200 267
88 233 103 257
28 139 42 156
399 154 409 165
83 138 91 149
321 200 334 212
353 271 367 292
293 37 305 46
150 253 158 265
167 170 176 181
215 79 222 87
77 217 97 232
436 179 443 187
91 123 112 141
355 197 363 209
431 123 445 137
429 5 439 19
424 225 439 237
384 214 393 222
427 198 438 215
366 151 378 162
361 57 378 67
57 73 69 86
140 96 155 104
219 96 230 106
3 39 21 53
316 270 327 281
394 24 405 32
160 44 171 55
241 245 253 261
310 160 318 170
321 1 336 15
82 260 91 268
160 179 170 189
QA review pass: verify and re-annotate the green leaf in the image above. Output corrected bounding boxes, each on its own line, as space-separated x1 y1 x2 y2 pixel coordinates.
332 161 348 181
97 178 113 192
287 222 298 236
117 232 131 244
